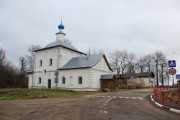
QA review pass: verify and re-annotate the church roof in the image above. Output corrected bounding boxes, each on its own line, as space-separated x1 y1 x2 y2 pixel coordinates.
58 23 64 30
59 54 112 71
35 21 86 54
45 41 76 50
35 41 85 54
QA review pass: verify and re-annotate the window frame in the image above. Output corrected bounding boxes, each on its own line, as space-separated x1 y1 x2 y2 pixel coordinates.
38 77 41 84
78 76 83 84
39 60 42 67
49 58 53 66
62 76 66 84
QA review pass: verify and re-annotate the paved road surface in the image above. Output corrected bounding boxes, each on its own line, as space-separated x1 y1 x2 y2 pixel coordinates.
0 89 179 120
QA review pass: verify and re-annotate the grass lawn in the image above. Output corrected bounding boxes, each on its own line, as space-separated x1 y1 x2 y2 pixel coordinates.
0 88 145 100
0 88 101 100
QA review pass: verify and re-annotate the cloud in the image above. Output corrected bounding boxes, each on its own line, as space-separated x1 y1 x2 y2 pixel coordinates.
0 0 180 72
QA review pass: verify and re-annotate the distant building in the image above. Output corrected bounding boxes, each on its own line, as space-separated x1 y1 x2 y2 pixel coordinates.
116 72 155 87
100 72 155 90
100 74 116 90
28 21 113 91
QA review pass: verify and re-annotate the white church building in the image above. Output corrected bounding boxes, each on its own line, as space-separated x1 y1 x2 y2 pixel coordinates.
28 21 113 91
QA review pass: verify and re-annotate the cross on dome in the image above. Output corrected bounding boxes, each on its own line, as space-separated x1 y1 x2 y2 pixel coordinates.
56 16 67 41
58 16 64 30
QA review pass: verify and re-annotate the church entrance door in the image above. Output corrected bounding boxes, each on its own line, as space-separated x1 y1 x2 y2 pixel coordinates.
48 79 51 89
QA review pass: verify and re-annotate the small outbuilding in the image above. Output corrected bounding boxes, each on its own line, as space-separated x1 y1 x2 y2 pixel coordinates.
100 74 116 90
116 72 155 87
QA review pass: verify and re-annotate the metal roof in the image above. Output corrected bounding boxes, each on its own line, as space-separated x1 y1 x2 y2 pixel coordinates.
44 41 77 50
35 41 85 54
101 74 115 80
59 54 104 70
116 72 155 79
56 30 66 35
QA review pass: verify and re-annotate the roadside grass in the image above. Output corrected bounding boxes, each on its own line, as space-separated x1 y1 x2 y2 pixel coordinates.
0 88 151 100
0 88 101 100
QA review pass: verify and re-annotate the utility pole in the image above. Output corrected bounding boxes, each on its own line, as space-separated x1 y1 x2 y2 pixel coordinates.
161 64 164 86
172 52 180 85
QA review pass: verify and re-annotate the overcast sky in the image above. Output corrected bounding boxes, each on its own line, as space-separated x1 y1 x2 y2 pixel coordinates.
1 0 180 74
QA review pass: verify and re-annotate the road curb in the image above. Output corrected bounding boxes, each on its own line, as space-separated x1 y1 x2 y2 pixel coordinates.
150 94 180 114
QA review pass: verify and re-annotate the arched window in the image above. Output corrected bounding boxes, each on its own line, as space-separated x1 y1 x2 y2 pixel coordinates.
49 58 53 66
62 76 66 84
39 60 42 67
39 77 41 84
78 76 82 84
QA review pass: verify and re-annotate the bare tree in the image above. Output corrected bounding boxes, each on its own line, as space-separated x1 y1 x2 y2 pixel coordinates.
152 51 160 86
18 56 28 87
26 45 41 71
158 55 167 86
119 50 128 74
0 48 6 67
19 57 27 74
0 47 29 88
111 50 136 74
136 57 146 73
126 52 136 73
111 50 121 74
0 56 19 88
152 51 167 86
86 47 103 56
135 54 154 74
144 54 153 72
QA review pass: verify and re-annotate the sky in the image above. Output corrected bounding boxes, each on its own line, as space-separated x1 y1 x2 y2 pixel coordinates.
1 0 180 77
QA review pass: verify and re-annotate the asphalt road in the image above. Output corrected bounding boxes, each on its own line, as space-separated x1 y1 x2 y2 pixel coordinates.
0 89 179 120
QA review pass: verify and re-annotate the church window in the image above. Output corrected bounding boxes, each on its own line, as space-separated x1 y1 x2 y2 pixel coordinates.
62 77 66 84
39 77 41 84
78 76 82 84
39 60 42 67
49 58 53 66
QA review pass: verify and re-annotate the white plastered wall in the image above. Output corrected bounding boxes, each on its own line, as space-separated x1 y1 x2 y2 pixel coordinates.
34 47 59 72
58 69 92 91
58 47 83 68
92 57 112 72
29 46 84 89
59 68 112 91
